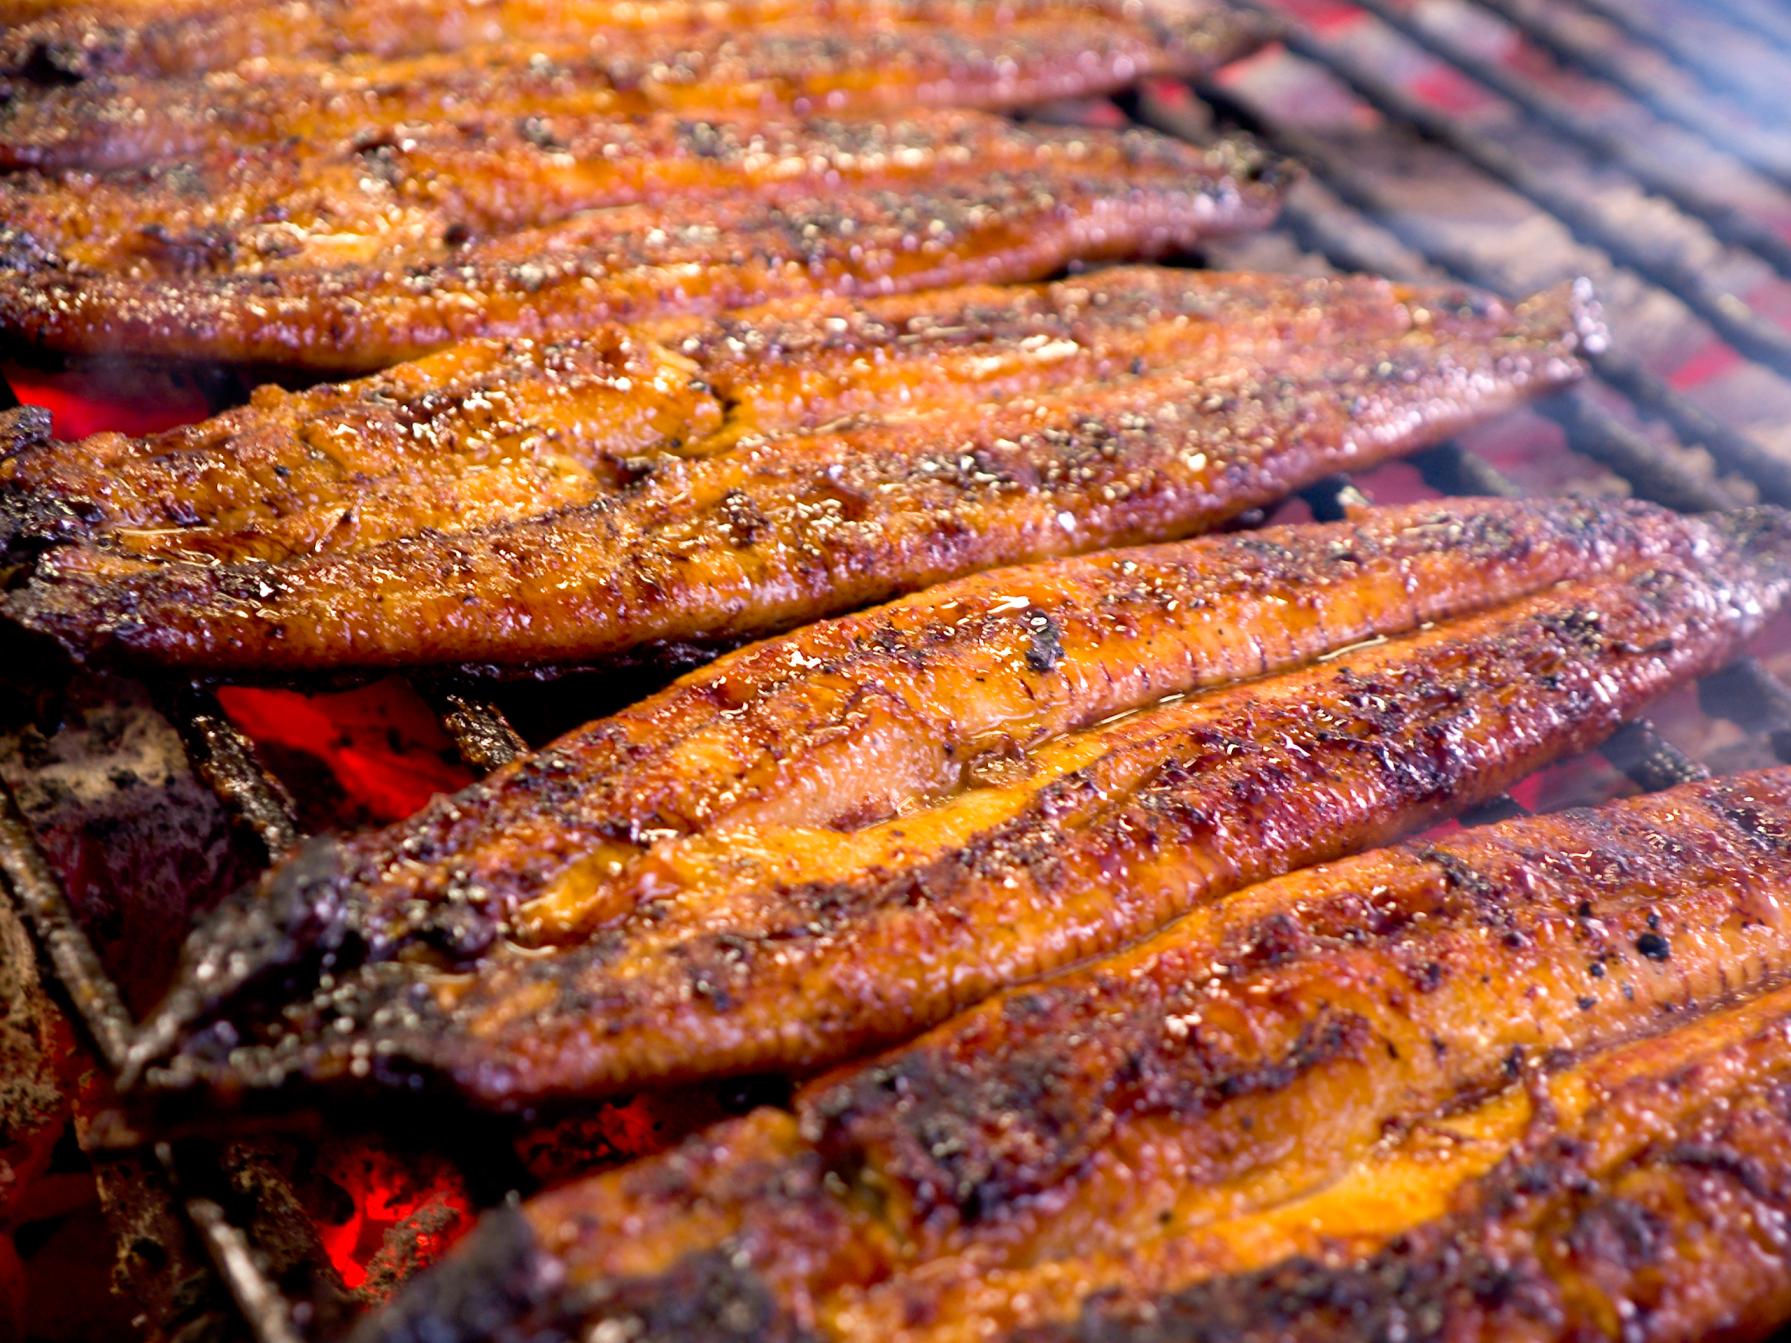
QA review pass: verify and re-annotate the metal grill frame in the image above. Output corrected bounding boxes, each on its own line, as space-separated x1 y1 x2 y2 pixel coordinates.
3 1 1791 1338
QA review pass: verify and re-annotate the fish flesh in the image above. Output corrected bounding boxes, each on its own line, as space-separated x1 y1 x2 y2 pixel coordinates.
3 269 1587 671
0 13 1264 170
0 134 1282 368
131 501 1791 1109
0 111 1206 280
0 0 1255 83
347 769 1791 1343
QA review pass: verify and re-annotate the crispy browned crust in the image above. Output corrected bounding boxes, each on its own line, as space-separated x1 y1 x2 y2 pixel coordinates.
1011 995 1791 1343
136 507 1791 1112
4 270 1589 671
0 134 1284 368
347 771 1791 1343
0 0 1257 82
0 111 1185 280
0 12 1264 168
831 980 1791 1343
122 495 1718 1075
134 495 1697 1010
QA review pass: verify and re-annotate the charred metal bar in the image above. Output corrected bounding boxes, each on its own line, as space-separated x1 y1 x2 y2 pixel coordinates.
1148 84 1754 512
1299 475 1372 522
1414 442 1522 499
172 1167 307 1343
1345 0 1791 280
1601 719 1713 793
1467 0 1791 191
1701 0 1791 53
1541 394 1736 514
431 690 527 773
1458 794 1532 827
0 780 135 1069
1699 660 1791 761
171 688 301 858
1588 349 1791 508
1237 5 1791 377
1563 0 1791 105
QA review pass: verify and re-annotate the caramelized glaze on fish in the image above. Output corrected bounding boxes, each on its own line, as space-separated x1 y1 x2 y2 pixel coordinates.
0 134 1282 367
0 0 1259 83
348 770 1791 1343
3 269 1588 671
0 112 1188 280
0 13 1263 169
134 505 1791 1112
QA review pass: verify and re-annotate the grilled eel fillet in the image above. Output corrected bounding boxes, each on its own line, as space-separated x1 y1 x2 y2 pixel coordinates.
351 769 1791 1343
0 12 1264 171
133 501 1791 1108
2 269 1588 670
0 133 1283 369
0 111 1218 280
0 0 1246 82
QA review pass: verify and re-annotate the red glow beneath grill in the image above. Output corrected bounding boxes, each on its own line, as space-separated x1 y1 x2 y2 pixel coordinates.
218 683 475 824
2 363 214 439
315 1147 472 1297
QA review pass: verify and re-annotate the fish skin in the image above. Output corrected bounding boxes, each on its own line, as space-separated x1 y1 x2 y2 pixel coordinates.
4 270 1591 673
0 135 1285 368
0 111 1197 280
122 495 1709 1080
0 0 1256 83
0 12 1266 169
136 507 1791 1114
348 770 1791 1343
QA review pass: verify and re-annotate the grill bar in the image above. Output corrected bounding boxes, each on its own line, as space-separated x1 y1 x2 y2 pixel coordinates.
1701 661 1791 764
1343 0 1791 281
172 687 302 857
1564 0 1790 101
1468 0 1791 190
1703 0 1791 53
1141 86 1747 512
172 1166 308 1343
1413 441 1522 499
1238 5 1791 378
0 779 135 1069
431 689 527 773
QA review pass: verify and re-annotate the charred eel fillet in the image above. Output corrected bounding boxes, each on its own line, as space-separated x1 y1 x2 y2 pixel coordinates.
0 133 1283 368
1 269 1588 671
350 769 1791 1343
0 111 1202 281
122 494 1714 1065
133 503 1791 1107
0 0 1248 82
0 12 1264 171
939 974 1791 1343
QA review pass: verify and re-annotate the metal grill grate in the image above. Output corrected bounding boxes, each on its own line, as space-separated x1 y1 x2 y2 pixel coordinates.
2 1 1790 1338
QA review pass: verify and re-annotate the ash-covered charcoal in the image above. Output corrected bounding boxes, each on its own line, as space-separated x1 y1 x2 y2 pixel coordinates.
0 672 262 1013
0 895 69 1223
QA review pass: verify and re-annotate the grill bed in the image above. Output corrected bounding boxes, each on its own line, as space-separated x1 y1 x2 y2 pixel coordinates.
2 0 1790 1337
